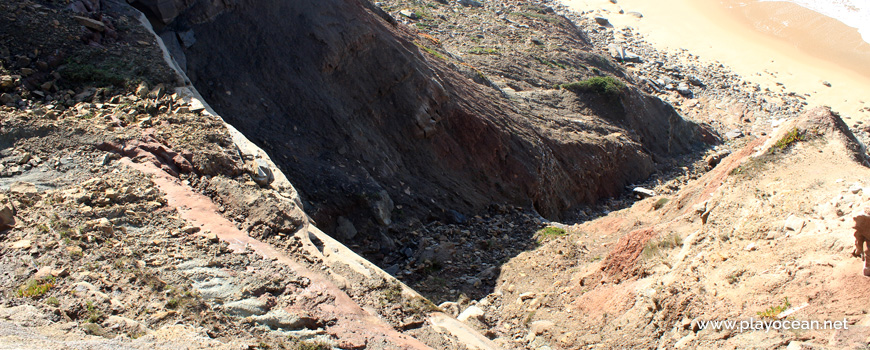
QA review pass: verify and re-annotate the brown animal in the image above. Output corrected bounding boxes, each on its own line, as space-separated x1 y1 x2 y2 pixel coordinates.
852 214 870 276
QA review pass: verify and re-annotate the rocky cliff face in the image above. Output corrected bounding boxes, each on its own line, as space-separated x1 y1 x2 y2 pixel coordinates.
149 0 710 242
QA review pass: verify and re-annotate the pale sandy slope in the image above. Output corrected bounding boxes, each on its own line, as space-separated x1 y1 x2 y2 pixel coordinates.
563 0 870 122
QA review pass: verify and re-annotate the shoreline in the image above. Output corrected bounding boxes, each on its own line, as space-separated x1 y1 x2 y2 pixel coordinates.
561 0 870 122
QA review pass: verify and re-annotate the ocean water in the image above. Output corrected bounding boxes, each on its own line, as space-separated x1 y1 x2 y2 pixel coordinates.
759 0 870 44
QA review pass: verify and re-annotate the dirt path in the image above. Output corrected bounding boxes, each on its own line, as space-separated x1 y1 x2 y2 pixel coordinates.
123 159 432 350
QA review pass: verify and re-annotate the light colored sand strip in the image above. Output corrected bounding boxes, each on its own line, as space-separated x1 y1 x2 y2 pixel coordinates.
562 0 870 121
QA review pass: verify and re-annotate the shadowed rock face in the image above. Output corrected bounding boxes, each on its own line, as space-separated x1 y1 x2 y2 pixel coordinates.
160 0 708 237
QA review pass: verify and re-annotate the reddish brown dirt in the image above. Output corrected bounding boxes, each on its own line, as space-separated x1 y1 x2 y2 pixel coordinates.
124 159 432 350
601 227 658 281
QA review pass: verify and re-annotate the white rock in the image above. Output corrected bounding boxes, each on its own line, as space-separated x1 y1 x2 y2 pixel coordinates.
633 187 655 198
457 305 485 322
783 215 805 232
744 243 757 251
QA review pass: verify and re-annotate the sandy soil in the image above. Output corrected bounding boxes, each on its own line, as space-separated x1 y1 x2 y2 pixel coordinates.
562 0 870 121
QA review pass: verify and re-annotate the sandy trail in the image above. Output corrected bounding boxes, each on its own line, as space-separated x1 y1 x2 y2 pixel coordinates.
562 0 870 121
122 159 432 350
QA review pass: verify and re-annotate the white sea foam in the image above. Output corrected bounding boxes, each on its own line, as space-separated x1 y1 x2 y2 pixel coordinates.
759 0 870 44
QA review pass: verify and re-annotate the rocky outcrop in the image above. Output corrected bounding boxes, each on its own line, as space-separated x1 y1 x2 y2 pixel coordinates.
146 0 711 241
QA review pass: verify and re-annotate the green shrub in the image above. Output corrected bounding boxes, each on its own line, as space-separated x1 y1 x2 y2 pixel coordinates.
771 128 806 153
16 276 56 298
86 300 103 323
561 76 625 96
757 297 791 320
536 226 567 243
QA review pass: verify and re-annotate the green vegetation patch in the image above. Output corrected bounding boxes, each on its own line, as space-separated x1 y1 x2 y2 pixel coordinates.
757 297 791 320
16 276 56 298
561 76 625 96
536 226 567 243
415 42 446 61
771 128 806 153
468 47 499 55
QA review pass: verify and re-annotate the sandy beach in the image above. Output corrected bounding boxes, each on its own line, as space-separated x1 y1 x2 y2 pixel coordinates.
562 0 870 121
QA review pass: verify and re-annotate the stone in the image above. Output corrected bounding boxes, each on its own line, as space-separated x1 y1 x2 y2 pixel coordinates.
724 130 744 140
399 9 418 20
623 50 642 63
249 159 274 187
0 75 16 89
438 301 460 317
177 30 196 48
457 305 485 322
103 316 148 336
66 245 83 255
607 44 642 63
0 195 15 230
71 15 106 32
850 183 862 194
530 320 555 335
677 82 692 97
633 187 655 198
822 81 832 87
149 84 166 99
744 242 757 251
16 56 31 68
335 216 357 240
626 11 643 18
0 93 14 104
9 239 32 249
33 266 53 280
784 215 805 232
705 149 731 168
188 99 206 113
594 16 610 26
86 217 113 236
370 190 394 226
135 82 149 98
459 0 483 7
222 298 270 317
104 188 119 200
206 232 219 242
182 225 200 234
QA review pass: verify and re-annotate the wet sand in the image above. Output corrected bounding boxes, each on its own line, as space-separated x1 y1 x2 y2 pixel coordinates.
562 0 870 121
